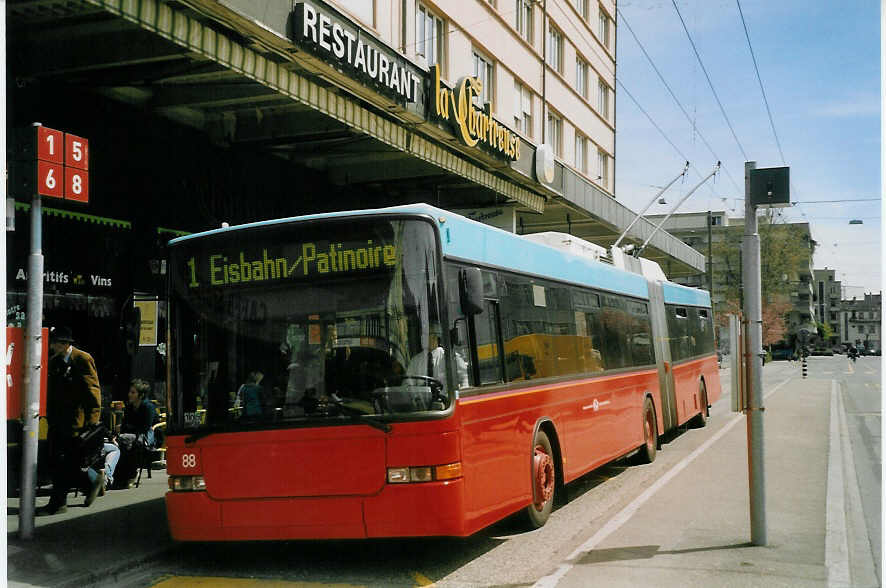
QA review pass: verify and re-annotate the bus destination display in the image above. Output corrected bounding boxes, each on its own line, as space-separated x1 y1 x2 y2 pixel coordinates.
184 239 398 288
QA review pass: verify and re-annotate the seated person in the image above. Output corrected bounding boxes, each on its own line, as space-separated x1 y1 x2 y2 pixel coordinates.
120 378 157 448
113 378 158 488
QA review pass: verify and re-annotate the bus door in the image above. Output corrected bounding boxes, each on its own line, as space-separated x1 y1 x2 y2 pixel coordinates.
647 281 677 432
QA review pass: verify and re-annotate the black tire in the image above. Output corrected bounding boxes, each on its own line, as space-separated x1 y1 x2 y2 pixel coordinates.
635 397 658 464
525 429 556 529
691 380 708 428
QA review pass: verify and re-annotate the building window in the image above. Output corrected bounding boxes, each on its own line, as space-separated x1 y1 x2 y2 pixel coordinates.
473 50 494 106
575 57 589 99
574 133 588 173
514 80 532 137
574 0 589 19
547 24 563 72
515 0 533 42
710 215 723 226
597 78 610 119
597 149 609 188
598 5 611 50
417 3 444 69
547 112 562 156
338 0 375 26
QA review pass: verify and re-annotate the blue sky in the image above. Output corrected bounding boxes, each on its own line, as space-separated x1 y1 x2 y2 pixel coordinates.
614 0 881 296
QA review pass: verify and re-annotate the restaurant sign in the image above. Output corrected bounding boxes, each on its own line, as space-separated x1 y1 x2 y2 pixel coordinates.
431 65 520 162
290 2 422 105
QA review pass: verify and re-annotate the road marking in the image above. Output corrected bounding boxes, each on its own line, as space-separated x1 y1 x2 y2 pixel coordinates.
533 378 792 588
826 381 851 588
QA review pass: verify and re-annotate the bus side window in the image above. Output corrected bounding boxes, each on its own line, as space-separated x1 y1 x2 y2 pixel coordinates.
475 300 504 385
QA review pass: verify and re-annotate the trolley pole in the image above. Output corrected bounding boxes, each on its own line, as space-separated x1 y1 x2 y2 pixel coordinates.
743 161 766 546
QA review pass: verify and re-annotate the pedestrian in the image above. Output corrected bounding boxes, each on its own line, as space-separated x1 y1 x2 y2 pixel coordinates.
38 326 105 515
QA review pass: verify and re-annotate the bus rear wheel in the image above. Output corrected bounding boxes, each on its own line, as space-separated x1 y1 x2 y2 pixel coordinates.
692 380 708 428
526 429 556 528
636 397 657 464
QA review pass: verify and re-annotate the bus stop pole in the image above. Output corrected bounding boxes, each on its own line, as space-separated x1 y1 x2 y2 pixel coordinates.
19 187 44 540
742 161 766 546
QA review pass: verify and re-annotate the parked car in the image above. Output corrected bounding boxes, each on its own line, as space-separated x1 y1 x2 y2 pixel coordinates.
770 347 794 361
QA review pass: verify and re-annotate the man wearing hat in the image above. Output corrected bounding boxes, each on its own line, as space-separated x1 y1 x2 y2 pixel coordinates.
38 326 104 515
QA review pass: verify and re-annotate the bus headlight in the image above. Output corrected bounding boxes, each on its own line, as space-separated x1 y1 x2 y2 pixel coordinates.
169 475 206 491
387 462 462 484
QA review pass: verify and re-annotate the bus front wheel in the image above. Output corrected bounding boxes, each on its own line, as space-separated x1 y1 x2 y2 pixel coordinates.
526 429 556 528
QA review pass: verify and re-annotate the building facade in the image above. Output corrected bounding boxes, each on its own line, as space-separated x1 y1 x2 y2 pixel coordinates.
7 0 707 408
813 268 842 346
840 293 881 353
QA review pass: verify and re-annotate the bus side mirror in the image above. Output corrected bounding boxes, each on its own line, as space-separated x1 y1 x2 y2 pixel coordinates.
459 268 484 315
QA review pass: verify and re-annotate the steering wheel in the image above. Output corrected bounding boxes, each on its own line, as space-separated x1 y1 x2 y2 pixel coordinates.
398 375 447 405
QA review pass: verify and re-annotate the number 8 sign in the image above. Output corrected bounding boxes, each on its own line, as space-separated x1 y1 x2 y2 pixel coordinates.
65 167 89 202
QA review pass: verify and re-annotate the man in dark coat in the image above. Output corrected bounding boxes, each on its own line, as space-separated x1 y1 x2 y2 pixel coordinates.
38 326 104 515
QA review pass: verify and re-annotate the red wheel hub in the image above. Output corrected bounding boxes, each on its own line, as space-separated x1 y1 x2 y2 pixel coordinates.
533 446 554 507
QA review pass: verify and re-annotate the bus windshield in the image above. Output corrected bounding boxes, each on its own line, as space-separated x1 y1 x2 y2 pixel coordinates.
167 217 448 433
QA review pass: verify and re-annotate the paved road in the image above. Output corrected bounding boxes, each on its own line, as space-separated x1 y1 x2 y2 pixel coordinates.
816 354 881 582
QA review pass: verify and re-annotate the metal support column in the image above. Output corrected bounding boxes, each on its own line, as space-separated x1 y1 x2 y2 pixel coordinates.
19 188 44 539
743 161 766 546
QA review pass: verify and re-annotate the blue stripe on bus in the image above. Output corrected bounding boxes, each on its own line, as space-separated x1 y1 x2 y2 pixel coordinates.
661 281 711 307
437 211 648 299
170 203 651 299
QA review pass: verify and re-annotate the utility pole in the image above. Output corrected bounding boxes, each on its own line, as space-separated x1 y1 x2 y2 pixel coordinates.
707 210 714 294
741 160 789 547
743 160 766 546
19 133 45 539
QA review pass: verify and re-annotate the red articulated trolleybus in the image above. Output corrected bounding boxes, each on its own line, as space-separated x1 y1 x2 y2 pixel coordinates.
164 204 720 540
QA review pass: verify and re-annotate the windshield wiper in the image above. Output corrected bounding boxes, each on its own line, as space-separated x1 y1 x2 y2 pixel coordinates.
335 401 392 433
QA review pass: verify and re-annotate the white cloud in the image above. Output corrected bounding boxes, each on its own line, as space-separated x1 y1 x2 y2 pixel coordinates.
810 93 880 118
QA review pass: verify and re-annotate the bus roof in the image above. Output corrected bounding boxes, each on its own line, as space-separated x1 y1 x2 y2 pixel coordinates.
661 281 712 308
171 203 711 301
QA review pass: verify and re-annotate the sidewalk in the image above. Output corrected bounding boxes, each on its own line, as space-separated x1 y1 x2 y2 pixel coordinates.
533 368 879 588
7 468 172 588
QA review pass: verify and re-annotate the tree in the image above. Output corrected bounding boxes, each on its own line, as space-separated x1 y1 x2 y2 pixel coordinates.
711 211 815 345
762 296 793 346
